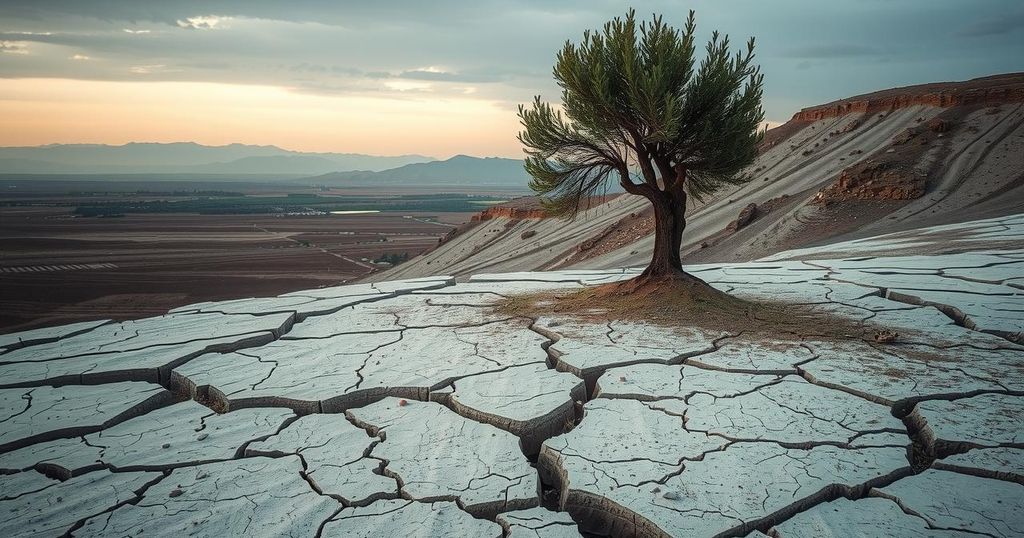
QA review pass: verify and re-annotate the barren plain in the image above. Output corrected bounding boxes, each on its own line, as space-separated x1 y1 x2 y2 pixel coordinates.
0 205 468 332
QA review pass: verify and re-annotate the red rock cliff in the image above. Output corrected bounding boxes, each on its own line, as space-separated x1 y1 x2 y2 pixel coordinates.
790 73 1024 122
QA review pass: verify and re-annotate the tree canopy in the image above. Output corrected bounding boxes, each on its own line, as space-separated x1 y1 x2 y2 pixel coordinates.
518 9 765 218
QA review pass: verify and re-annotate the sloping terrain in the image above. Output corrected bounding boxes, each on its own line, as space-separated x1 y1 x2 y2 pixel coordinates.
0 215 1021 536
373 73 1024 281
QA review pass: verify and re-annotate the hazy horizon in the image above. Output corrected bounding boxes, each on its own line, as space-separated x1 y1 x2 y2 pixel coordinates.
0 139 448 160
2 0 1022 158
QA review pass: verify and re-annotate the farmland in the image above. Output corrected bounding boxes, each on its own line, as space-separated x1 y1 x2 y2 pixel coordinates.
0 188 489 331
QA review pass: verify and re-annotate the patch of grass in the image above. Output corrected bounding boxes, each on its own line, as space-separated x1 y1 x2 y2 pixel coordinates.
494 276 894 343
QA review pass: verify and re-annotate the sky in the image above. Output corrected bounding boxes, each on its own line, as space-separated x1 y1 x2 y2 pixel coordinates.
0 0 1022 158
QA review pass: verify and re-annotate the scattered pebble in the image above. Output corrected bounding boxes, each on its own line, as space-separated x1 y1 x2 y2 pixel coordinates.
398 399 408 407
161 443 171 449
874 330 899 344
169 488 184 498
196 433 209 441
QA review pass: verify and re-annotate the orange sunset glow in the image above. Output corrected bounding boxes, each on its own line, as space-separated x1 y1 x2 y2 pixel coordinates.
0 78 522 158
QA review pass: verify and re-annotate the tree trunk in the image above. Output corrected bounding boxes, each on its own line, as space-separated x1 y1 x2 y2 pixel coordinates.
600 186 737 304
640 191 687 279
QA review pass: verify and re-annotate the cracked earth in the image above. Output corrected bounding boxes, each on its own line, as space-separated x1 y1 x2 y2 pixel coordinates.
1 214 1022 537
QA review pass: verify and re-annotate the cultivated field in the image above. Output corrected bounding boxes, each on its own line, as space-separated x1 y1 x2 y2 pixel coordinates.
0 206 469 332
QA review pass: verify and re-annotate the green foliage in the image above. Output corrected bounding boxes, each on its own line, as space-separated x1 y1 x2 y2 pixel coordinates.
518 9 765 216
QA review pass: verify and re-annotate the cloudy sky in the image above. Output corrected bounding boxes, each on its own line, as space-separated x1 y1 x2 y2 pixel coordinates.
1 1 1021 158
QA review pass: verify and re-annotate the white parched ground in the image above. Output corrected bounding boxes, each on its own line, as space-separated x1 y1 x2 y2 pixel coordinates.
1 214 1022 537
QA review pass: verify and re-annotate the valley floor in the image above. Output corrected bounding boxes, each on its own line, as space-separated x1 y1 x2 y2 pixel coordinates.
0 207 466 332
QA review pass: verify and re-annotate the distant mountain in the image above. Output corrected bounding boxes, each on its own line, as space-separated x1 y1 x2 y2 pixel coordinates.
180 155 351 175
303 155 530 188
0 142 433 175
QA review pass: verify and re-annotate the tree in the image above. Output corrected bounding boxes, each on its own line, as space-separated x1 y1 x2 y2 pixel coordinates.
518 10 764 286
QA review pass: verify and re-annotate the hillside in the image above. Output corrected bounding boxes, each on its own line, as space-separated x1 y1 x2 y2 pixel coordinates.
0 142 433 175
301 154 531 188
371 73 1024 281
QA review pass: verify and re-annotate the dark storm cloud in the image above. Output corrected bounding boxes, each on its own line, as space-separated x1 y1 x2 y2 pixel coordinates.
956 12 1024 37
1 0 1021 121
0 0 602 27
781 44 882 59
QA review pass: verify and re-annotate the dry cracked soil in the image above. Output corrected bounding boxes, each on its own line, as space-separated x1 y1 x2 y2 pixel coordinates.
1 213 1022 537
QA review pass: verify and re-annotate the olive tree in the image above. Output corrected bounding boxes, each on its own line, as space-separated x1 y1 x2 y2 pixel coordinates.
518 10 764 283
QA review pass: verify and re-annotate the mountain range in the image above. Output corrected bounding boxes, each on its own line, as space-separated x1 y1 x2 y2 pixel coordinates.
0 142 433 175
301 155 530 188
0 142 533 189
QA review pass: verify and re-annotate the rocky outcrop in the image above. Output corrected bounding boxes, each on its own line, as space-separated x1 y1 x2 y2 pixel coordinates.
472 206 548 221
470 195 623 222
926 117 952 133
815 160 926 203
811 107 954 206
792 73 1024 122
727 203 759 232
840 119 861 133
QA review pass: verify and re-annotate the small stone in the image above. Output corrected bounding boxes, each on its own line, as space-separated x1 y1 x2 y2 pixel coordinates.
874 330 899 344
662 491 680 500
169 488 184 498
651 486 661 493
196 433 208 441
619 376 627 382
398 399 408 407
161 443 170 449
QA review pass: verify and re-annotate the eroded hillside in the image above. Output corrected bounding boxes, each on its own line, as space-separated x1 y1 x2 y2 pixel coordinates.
372 73 1024 281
